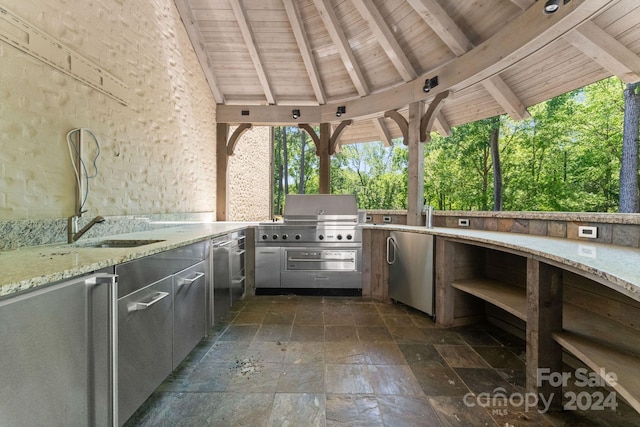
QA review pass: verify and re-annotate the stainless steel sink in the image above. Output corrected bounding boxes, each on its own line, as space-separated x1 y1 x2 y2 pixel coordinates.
74 239 166 248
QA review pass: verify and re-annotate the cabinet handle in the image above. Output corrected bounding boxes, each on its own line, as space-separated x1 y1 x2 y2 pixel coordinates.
386 237 396 264
213 240 234 248
178 272 205 286
127 291 170 312
231 276 246 285
234 249 245 256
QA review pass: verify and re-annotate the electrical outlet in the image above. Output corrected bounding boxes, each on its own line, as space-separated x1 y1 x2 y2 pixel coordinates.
383 216 392 223
365 215 372 222
458 218 470 227
578 226 598 239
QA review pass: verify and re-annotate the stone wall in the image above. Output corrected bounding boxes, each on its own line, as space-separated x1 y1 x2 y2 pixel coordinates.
0 0 269 221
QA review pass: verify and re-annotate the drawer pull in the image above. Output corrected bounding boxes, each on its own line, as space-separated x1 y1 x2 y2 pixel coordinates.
231 276 246 285
234 249 246 256
127 291 170 312
178 272 205 286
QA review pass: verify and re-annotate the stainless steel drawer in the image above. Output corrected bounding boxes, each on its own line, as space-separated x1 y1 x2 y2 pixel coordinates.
173 261 206 369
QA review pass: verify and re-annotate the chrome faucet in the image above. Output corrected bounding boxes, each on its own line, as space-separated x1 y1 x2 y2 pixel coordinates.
68 215 106 243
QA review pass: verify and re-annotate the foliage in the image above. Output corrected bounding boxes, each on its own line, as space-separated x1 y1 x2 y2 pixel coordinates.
274 77 634 213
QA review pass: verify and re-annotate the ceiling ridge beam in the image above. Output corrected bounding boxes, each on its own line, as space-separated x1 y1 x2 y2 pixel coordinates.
564 20 640 84
230 0 276 104
282 0 326 104
173 0 224 104
313 0 369 96
351 0 417 81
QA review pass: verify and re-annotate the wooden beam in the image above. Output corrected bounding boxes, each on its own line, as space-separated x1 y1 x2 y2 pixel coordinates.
217 0 614 124
372 118 393 147
433 111 452 137
314 0 369 96
482 75 531 120
226 123 252 156
174 0 224 103
319 123 331 194
351 0 417 81
420 90 450 142
298 124 320 155
216 123 229 221
282 0 326 104
407 102 424 226
229 0 276 104
564 21 640 84
510 0 536 10
406 0 473 56
329 120 353 155
384 110 409 145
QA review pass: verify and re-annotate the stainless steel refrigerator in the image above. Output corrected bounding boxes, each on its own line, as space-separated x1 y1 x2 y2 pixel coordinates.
386 231 434 316
0 273 118 426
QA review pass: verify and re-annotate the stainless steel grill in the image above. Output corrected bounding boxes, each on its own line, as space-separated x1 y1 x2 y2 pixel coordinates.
255 194 362 290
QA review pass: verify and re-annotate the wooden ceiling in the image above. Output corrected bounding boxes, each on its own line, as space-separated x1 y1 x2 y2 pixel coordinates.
175 0 640 145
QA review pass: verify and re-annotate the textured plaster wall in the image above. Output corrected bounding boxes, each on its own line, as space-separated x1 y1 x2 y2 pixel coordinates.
0 0 217 220
227 126 272 221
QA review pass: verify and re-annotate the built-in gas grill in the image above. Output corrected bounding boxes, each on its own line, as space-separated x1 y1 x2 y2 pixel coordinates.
255 194 363 291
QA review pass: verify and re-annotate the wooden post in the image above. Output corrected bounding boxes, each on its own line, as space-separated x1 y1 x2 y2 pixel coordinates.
319 122 331 194
216 123 229 221
526 258 563 411
407 102 424 226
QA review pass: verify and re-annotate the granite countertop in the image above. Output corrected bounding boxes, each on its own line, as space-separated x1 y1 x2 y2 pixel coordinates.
0 222 253 298
365 224 640 302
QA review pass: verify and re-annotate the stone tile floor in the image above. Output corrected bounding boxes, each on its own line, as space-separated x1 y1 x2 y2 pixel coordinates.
126 295 640 426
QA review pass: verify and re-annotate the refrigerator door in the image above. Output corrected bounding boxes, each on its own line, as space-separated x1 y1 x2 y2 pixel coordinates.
387 231 434 316
0 273 117 427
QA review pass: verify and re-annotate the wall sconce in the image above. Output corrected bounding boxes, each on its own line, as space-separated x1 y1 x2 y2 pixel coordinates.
336 106 346 117
543 0 570 14
423 76 439 93
292 109 300 119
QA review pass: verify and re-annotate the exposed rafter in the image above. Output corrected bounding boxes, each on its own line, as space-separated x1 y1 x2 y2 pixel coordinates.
433 111 452 137
510 0 537 11
351 0 417 82
408 0 530 121
406 0 472 56
282 0 326 104
313 0 369 96
173 0 224 104
229 0 276 104
564 21 640 84
372 118 393 147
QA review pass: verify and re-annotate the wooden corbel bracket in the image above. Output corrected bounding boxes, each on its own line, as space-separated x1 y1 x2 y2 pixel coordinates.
329 120 353 155
226 123 252 156
384 110 408 145
298 124 320 156
420 90 450 143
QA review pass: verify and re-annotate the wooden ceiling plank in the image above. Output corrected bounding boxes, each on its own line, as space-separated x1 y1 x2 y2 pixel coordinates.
510 0 537 11
351 0 417 82
313 0 370 96
372 117 393 147
405 0 473 56
230 0 276 104
282 0 326 104
564 21 640 84
482 75 531 120
174 0 225 103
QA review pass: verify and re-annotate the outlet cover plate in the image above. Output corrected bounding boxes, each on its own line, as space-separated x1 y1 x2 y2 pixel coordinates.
578 226 598 239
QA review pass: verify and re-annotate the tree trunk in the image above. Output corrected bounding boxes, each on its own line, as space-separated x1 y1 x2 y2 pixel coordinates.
490 116 503 211
283 127 289 196
299 130 306 194
620 82 640 213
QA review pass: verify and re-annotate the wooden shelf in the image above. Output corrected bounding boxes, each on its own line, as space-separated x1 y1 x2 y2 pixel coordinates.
555 303 640 413
451 278 527 321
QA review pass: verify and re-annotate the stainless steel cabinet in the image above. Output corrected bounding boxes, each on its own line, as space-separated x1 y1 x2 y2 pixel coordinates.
255 246 282 288
211 231 246 324
387 231 435 316
0 273 117 427
173 261 207 368
118 276 173 426
230 231 246 306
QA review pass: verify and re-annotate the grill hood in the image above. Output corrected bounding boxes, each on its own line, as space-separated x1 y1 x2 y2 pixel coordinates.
283 194 358 224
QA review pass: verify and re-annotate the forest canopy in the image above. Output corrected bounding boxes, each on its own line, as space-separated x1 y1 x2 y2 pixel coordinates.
273 77 637 214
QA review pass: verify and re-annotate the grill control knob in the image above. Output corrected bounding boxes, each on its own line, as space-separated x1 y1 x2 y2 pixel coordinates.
282 234 288 240
346 234 353 240
337 235 343 240
272 235 278 240
295 234 301 240
318 234 324 240
262 234 268 240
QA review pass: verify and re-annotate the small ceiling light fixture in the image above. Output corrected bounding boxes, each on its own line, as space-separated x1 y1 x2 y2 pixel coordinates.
543 0 570 14
423 76 439 93
292 109 300 120
336 106 346 117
